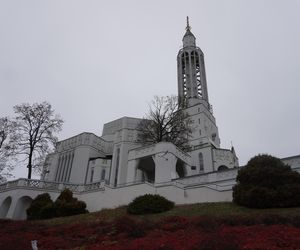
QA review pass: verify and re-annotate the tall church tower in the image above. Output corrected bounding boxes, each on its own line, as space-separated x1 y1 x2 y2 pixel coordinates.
177 17 209 108
178 17 220 149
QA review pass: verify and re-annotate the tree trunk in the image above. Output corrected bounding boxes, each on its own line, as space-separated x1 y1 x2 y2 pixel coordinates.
27 166 32 179
27 151 33 179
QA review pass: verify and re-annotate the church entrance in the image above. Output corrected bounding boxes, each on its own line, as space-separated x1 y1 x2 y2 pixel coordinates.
176 159 187 178
137 157 155 183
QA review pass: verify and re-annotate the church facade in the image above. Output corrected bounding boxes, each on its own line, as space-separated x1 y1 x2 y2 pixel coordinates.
0 20 299 220
42 19 238 187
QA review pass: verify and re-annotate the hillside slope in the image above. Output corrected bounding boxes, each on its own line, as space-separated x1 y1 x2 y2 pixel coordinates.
1 202 300 249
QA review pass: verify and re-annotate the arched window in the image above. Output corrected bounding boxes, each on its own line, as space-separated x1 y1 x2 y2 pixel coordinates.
199 153 204 172
218 165 229 171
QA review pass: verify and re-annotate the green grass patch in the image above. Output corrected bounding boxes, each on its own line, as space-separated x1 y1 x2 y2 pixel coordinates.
35 202 300 226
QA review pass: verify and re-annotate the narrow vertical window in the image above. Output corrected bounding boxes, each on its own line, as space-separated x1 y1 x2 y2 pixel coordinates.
58 155 66 182
90 168 94 183
67 152 74 182
55 156 62 182
199 153 204 172
101 169 106 180
114 148 120 186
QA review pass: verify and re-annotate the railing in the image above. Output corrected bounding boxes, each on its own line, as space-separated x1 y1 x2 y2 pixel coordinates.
0 178 111 193
0 168 240 194
63 183 84 192
0 179 101 193
84 181 105 192
111 180 147 188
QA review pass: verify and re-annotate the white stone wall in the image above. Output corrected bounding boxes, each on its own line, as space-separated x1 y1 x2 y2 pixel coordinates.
45 132 113 184
282 155 300 173
185 102 220 148
0 172 236 220
2 158 300 220
213 149 239 170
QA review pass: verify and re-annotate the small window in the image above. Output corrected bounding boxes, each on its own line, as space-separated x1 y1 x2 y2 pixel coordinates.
199 130 201 136
212 133 216 141
198 118 201 124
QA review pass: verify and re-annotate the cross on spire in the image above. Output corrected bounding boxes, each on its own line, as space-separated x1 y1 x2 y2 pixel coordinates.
186 16 191 31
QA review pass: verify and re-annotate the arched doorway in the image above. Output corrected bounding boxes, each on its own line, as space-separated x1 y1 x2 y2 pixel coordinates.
175 159 186 178
0 196 12 218
137 157 155 183
13 196 33 220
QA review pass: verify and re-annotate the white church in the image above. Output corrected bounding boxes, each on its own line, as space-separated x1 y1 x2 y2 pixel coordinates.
0 20 299 220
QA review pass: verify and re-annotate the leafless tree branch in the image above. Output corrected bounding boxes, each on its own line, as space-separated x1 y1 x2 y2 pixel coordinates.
137 96 192 151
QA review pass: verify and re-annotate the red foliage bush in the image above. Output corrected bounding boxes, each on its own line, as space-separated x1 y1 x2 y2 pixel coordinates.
159 216 189 231
193 216 219 232
113 216 148 238
1 215 300 250
192 230 240 250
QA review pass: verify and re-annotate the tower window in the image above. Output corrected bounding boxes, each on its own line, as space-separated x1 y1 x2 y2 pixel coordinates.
199 153 204 172
212 133 216 141
198 118 201 124
199 130 201 136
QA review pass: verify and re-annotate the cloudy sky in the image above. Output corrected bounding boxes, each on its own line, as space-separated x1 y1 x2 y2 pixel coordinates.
1 0 299 178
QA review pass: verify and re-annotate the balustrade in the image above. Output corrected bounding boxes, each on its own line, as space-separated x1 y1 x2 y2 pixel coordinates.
84 181 104 191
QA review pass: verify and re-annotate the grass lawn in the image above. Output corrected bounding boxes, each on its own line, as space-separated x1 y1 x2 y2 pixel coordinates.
39 202 300 226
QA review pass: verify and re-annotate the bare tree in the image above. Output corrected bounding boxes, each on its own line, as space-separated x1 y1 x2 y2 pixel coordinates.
137 96 192 151
0 117 15 182
12 102 63 179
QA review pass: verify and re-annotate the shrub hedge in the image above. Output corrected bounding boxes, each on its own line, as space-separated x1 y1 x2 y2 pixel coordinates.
233 154 300 208
54 189 88 217
127 194 174 214
26 189 88 220
27 193 54 220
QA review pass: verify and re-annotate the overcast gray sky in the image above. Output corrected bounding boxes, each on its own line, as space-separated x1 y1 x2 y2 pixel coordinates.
1 0 300 178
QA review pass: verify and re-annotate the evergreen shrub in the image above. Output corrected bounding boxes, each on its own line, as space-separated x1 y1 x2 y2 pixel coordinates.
26 189 88 220
39 204 57 219
54 189 88 217
27 193 54 220
233 154 300 208
127 194 174 214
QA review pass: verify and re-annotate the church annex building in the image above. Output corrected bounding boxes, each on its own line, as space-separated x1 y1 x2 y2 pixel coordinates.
1 20 299 220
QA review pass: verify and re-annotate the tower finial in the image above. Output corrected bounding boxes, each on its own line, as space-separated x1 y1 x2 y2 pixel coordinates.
186 16 191 31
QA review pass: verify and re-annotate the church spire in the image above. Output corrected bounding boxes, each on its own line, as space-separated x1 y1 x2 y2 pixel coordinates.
183 16 196 47
177 18 209 107
186 16 191 31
